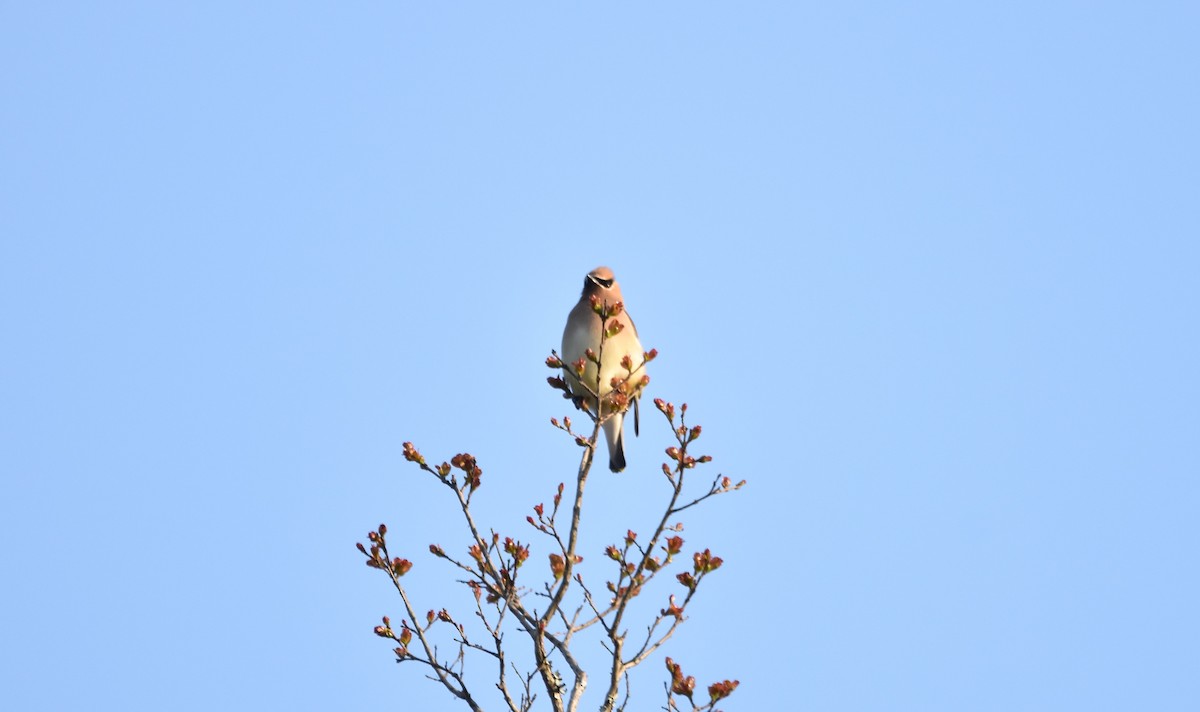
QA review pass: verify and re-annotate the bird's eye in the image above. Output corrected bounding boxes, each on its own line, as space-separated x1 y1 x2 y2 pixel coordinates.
592 277 614 288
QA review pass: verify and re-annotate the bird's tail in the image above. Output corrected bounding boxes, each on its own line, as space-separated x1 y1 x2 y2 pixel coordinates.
604 412 626 473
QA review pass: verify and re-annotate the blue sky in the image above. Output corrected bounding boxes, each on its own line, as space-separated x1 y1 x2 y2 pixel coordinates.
2 3 1197 710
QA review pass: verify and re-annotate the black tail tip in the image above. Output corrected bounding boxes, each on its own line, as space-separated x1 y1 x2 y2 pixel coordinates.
609 449 626 473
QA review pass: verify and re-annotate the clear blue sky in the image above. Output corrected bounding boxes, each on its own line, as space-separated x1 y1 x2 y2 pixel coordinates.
3 3 1197 710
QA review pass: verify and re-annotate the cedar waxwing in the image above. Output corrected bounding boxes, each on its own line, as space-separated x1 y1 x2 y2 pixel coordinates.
561 266 646 472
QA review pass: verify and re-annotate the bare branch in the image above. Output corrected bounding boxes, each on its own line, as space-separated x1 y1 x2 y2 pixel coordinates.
367 339 743 712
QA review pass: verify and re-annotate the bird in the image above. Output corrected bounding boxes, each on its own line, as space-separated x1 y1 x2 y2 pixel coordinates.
561 266 646 472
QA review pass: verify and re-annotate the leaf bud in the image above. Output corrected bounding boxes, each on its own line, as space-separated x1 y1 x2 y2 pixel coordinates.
401 443 424 465
708 680 740 703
